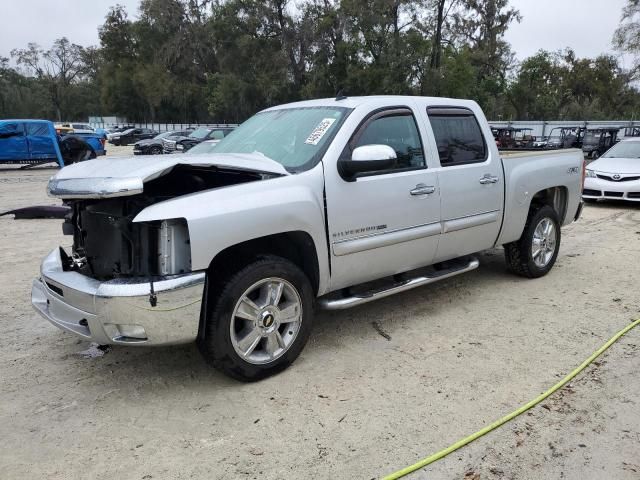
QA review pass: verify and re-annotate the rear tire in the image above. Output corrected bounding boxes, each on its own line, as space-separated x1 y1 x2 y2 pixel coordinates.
149 146 162 155
198 255 314 381
504 205 561 278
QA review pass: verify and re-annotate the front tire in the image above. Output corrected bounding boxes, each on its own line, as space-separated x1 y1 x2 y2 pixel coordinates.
198 256 314 381
504 205 561 278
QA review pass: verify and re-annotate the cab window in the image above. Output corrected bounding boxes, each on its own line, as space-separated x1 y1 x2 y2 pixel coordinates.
427 107 487 166
350 109 425 174
26 123 50 136
0 123 24 138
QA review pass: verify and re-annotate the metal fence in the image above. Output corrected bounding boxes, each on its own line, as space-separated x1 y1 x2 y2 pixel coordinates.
88 121 239 132
88 118 640 138
487 120 640 138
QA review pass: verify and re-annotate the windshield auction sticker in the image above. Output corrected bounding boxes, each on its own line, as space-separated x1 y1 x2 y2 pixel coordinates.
305 118 337 145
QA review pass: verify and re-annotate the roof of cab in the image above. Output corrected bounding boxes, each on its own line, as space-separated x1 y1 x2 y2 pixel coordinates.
0 119 53 124
263 95 479 111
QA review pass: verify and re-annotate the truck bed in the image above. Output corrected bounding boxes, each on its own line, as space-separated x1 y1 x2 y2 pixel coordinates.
497 148 584 245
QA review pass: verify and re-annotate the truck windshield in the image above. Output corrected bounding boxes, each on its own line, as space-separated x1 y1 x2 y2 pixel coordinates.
602 141 640 158
213 106 350 171
189 127 212 139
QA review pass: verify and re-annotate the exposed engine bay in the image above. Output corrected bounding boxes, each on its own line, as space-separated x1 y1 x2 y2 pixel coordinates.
61 164 270 280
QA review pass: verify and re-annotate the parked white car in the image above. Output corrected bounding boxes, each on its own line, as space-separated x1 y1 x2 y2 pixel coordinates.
56 123 95 134
33 96 585 381
583 137 640 202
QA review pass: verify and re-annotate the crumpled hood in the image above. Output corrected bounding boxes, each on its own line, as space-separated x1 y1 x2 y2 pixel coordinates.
48 153 289 199
589 156 640 174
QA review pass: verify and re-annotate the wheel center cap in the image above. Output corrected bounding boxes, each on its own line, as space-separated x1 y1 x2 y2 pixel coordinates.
262 313 275 328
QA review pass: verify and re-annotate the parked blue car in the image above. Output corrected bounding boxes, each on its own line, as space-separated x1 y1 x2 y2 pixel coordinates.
0 119 105 167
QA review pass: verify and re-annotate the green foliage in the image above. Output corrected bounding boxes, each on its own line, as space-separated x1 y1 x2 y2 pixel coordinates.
2 0 640 123
505 49 640 120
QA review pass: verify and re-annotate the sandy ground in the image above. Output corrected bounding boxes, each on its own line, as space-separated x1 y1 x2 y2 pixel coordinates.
0 152 639 480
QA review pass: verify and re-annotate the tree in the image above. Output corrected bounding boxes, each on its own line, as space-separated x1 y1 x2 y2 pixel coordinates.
452 0 520 117
11 38 87 121
506 49 640 121
3 0 640 123
614 0 640 71
507 50 568 120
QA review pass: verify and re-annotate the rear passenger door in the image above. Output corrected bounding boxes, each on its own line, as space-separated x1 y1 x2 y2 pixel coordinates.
425 107 504 262
0 122 28 162
27 122 57 161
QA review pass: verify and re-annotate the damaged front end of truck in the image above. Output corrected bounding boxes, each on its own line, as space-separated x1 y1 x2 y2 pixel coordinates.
32 154 287 345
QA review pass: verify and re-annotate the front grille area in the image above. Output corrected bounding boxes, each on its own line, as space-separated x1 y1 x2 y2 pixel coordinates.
603 191 624 197
162 139 176 153
46 282 64 296
596 174 640 182
70 199 158 279
628 192 640 199
583 189 601 196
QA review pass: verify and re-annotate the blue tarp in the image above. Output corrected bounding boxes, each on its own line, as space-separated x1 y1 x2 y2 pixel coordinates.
0 120 65 166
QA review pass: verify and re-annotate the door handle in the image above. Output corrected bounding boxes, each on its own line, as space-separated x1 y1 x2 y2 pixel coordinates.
479 174 499 184
410 184 436 196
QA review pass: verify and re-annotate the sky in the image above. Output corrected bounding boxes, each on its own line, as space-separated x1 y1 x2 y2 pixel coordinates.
0 0 632 65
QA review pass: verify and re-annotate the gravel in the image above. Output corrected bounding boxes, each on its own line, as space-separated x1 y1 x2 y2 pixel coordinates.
0 157 638 479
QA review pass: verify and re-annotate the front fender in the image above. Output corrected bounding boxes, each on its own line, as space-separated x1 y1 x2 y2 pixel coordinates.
133 163 330 294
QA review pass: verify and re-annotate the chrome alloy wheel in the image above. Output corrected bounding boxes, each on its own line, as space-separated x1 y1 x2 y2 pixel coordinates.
531 218 557 268
230 277 303 365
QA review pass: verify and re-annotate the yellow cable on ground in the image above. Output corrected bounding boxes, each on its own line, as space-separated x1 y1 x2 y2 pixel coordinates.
382 317 640 480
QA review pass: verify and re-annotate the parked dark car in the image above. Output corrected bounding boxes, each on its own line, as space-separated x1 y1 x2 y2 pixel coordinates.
110 128 158 146
133 130 194 155
106 125 135 140
162 127 235 153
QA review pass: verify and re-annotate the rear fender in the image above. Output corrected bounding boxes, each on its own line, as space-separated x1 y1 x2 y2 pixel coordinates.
497 150 582 245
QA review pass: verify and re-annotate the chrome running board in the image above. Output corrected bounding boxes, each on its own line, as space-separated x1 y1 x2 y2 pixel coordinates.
318 257 480 310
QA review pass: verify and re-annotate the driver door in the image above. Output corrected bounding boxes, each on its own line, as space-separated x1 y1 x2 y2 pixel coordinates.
0 122 28 162
325 106 441 291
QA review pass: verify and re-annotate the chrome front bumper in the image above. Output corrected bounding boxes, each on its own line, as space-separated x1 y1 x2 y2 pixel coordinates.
32 248 206 345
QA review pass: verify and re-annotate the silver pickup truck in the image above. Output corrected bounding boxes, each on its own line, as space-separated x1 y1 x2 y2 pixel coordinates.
33 96 585 380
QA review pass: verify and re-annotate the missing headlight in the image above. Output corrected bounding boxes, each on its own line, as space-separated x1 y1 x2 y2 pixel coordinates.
157 219 191 275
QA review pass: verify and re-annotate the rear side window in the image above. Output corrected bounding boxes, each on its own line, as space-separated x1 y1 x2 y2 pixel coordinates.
26 123 50 136
427 107 487 166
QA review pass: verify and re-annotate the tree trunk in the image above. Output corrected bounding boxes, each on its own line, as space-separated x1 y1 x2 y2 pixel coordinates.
430 0 446 70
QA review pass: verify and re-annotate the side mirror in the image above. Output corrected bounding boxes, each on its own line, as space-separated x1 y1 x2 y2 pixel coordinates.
339 144 396 179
